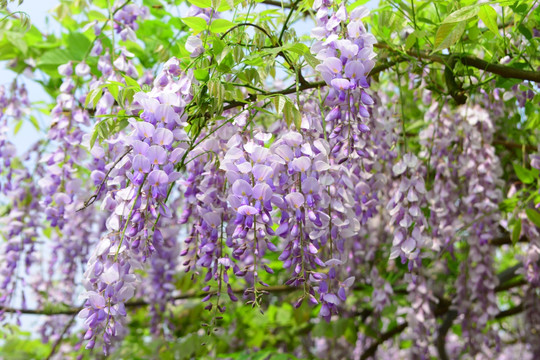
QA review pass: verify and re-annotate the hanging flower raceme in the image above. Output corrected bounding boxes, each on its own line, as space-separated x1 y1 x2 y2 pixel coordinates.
0 83 41 322
32 7 150 342
179 119 238 313
78 60 193 352
419 102 462 252
455 105 502 355
220 131 282 305
387 153 428 268
312 3 376 164
268 132 338 316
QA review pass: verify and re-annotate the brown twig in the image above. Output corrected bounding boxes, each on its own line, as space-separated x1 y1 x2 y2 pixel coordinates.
375 43 540 82
45 311 78 360
360 322 408 360
492 139 536 152
260 0 294 8
77 146 132 212
0 285 293 316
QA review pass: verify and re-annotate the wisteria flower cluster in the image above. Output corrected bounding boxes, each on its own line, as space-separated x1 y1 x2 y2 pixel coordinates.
1 0 539 359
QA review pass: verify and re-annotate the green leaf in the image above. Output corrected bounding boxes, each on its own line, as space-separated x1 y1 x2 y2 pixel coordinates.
87 10 108 21
499 197 519 213
37 49 72 66
210 19 234 34
512 218 522 244
511 2 529 15
442 5 479 24
517 24 532 40
513 163 535 184
432 21 466 53
212 38 225 57
272 95 286 115
6 32 28 54
13 119 23 134
187 0 241 11
85 87 102 109
283 99 302 130
526 208 540 228
478 5 499 37
404 32 417 51
208 78 225 112
66 32 91 61
122 74 141 91
96 121 110 140
118 87 135 108
347 0 370 12
106 83 120 104
181 16 208 32
90 128 99 149
186 0 212 8
29 116 40 131
303 51 320 69
284 43 309 55
194 69 209 81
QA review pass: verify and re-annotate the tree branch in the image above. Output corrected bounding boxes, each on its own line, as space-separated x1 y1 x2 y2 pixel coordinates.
362 300 527 360
0 285 294 316
2 265 529 360
278 0 300 43
360 322 408 360
260 0 294 8
77 146 132 212
375 43 540 82
46 311 78 360
495 303 524 320
435 259 531 359
221 41 539 118
492 140 537 152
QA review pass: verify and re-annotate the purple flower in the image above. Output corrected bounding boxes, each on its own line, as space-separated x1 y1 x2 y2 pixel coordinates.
237 205 258 216
232 179 252 197
185 36 204 57
285 192 304 209
131 120 155 139
153 128 174 146
147 145 167 165
252 164 273 182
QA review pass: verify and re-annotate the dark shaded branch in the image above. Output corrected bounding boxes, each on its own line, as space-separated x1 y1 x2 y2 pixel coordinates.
2 270 529 360
496 263 524 285
261 0 294 8
495 304 524 320
405 133 534 153
360 322 408 360
492 140 537 152
444 56 468 104
46 311 78 360
458 55 540 82
278 0 300 43
435 260 531 359
220 22 272 40
0 285 293 316
375 43 540 82
3 257 530 317
221 58 402 112
436 309 458 360
365 300 527 360
496 279 528 293
77 146 132 212
490 234 528 247
222 43 538 118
